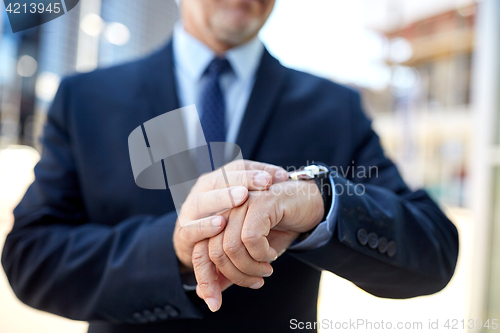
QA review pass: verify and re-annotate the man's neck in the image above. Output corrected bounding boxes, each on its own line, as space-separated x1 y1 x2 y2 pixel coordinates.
182 17 255 55
183 27 234 55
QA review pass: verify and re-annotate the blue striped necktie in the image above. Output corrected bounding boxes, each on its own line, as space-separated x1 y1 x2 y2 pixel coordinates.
200 57 232 143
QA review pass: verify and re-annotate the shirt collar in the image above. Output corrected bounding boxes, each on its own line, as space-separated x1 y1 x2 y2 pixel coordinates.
173 22 264 81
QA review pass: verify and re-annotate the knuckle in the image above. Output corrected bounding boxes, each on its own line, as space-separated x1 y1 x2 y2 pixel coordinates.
191 249 205 266
241 231 260 247
232 275 255 288
197 281 211 293
223 239 241 257
209 247 227 265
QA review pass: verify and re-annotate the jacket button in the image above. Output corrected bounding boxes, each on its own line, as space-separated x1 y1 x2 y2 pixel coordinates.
377 237 388 253
367 232 378 249
143 309 157 322
357 228 368 246
132 312 148 323
164 305 179 318
387 241 397 257
154 307 169 320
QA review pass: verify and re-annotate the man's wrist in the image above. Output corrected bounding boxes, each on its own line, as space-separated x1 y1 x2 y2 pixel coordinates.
305 180 325 231
294 164 333 239
288 167 336 251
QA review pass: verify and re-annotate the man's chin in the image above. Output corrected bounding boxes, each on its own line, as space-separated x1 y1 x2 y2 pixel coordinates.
211 19 262 46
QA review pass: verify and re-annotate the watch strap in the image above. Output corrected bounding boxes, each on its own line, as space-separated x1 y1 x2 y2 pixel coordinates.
314 175 332 222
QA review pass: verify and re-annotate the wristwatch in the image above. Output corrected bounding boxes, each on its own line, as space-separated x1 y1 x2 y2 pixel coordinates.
288 164 333 232
288 165 329 181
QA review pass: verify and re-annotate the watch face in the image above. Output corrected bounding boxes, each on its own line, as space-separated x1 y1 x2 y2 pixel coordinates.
288 165 329 180
315 165 330 179
291 171 315 180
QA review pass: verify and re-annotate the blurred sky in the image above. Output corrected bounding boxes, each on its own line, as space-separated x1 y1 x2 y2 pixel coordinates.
259 0 477 89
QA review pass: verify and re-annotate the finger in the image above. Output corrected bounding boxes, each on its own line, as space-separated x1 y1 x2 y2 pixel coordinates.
187 186 248 220
209 232 265 289
179 215 226 244
243 160 289 183
241 204 278 262
223 204 273 277
197 169 273 192
268 229 300 258
217 269 234 292
225 160 289 183
197 269 234 296
192 240 222 312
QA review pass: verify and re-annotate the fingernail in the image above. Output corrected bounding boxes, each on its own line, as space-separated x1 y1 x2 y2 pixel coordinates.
231 187 247 203
206 298 219 312
254 172 271 187
211 216 222 227
250 281 264 289
268 248 279 262
276 170 289 182
262 268 273 277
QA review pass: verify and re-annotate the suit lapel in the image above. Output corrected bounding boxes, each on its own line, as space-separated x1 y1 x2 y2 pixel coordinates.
236 49 288 160
143 40 180 119
140 40 199 191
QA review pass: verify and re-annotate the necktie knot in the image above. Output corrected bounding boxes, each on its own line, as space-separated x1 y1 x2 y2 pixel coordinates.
205 57 232 77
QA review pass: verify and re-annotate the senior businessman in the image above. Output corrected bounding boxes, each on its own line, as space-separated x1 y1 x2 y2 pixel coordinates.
2 0 459 332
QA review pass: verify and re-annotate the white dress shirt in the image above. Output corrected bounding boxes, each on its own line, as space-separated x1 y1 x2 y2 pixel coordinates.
173 22 263 147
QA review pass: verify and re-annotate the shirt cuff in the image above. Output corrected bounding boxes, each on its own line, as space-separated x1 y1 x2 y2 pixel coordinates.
288 173 338 252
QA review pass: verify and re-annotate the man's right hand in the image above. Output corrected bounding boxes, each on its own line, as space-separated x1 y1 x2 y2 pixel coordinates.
192 179 324 311
172 160 288 273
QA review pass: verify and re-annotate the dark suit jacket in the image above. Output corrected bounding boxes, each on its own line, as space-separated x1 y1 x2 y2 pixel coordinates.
2 41 459 333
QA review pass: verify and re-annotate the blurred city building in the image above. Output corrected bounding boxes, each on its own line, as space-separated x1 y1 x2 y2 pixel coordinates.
362 3 476 208
469 0 500 327
0 0 179 150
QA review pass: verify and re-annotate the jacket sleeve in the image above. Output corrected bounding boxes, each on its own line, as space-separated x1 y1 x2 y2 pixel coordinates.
1 78 202 324
289 90 459 299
